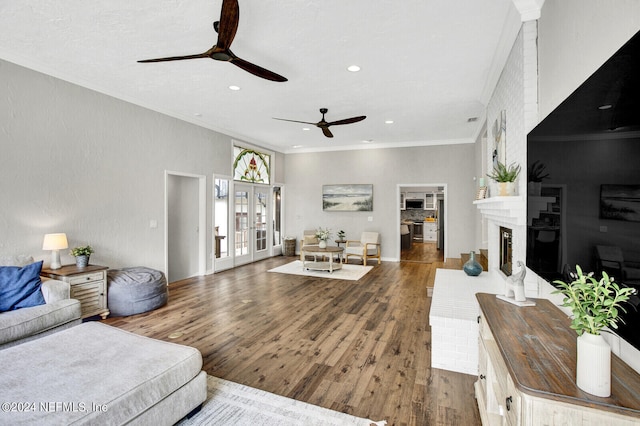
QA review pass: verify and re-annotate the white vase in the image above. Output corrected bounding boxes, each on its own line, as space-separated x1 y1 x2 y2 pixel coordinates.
576 332 611 397
319 240 327 249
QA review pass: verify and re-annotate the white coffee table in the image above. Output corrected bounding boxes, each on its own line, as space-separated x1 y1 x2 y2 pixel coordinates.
301 246 344 273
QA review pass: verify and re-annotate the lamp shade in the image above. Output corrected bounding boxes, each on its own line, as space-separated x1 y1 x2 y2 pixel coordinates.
42 233 69 250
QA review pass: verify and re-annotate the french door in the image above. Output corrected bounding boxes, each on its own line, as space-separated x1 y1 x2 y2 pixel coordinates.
234 184 270 265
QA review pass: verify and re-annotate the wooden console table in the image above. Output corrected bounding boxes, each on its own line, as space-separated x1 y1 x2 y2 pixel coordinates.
476 292 640 425
41 264 109 319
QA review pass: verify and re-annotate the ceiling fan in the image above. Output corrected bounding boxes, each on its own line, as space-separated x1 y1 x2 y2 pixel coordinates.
137 0 287 82
273 108 366 138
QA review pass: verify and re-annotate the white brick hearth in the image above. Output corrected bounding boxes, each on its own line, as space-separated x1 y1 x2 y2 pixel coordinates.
429 269 502 375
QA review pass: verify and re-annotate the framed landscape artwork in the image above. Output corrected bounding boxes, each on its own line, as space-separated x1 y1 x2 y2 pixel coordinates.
322 184 373 211
600 184 640 222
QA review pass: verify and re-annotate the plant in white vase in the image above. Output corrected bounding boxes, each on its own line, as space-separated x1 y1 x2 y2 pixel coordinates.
315 227 331 248
553 265 636 397
487 161 521 196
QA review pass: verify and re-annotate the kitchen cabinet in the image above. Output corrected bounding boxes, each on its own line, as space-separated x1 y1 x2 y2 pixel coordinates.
476 293 640 426
424 193 435 209
423 222 437 242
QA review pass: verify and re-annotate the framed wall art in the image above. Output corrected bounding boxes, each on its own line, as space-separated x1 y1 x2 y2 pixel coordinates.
600 184 640 222
322 184 373 211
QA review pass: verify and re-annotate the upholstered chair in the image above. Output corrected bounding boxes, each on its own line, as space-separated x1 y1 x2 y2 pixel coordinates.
344 232 381 266
300 230 320 261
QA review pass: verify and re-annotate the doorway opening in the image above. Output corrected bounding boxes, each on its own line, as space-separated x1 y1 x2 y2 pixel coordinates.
399 184 446 264
165 171 206 283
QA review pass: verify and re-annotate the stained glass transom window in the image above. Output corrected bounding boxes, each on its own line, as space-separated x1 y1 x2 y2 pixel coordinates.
233 146 270 184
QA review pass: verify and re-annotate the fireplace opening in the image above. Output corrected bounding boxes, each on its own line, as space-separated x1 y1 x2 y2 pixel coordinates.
500 226 513 276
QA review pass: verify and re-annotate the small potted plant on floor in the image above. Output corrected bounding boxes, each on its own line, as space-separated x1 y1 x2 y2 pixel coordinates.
487 161 521 196
553 265 636 397
70 245 94 268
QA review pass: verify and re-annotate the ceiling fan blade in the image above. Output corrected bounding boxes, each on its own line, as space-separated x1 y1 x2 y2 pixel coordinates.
327 116 367 126
230 56 288 82
216 0 239 50
273 117 317 125
138 53 209 63
321 127 334 138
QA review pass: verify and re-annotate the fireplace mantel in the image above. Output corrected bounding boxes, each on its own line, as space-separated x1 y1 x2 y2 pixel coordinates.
473 196 525 226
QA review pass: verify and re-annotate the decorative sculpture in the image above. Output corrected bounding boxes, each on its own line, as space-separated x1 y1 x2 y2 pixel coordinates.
505 260 526 302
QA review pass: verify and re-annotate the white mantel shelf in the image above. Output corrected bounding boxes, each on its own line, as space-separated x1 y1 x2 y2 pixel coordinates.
473 196 525 226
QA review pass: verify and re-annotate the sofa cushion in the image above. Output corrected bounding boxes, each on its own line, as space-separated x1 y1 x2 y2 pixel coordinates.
0 298 81 347
0 261 45 312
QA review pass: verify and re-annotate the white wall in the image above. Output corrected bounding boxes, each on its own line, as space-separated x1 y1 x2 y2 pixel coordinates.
284 144 478 261
0 59 235 273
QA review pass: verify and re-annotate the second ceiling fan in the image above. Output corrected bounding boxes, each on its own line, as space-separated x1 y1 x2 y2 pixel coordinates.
274 108 366 138
138 0 287 82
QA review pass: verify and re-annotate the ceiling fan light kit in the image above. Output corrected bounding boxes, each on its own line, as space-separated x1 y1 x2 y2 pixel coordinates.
138 0 287 82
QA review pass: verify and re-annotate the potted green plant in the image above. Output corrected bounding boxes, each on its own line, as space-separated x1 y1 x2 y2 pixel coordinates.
527 160 549 196
487 161 521 196
553 265 636 397
337 230 346 242
70 245 94 268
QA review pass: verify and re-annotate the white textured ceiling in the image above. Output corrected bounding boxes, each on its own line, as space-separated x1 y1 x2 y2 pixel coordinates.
0 1 532 153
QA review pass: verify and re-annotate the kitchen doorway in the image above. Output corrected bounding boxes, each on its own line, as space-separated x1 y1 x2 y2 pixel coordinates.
399 184 446 263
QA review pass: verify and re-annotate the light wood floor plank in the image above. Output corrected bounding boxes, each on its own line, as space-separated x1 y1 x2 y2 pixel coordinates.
102 254 480 426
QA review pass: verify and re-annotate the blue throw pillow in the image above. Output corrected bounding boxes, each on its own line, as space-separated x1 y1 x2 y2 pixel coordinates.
0 261 46 312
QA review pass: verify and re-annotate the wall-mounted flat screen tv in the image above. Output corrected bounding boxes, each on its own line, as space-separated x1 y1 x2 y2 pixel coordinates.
526 30 640 351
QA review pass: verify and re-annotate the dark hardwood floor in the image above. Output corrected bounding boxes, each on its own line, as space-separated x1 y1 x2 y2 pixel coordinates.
401 240 444 263
103 255 480 426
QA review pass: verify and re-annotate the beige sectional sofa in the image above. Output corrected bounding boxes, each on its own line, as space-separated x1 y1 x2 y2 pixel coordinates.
0 256 208 424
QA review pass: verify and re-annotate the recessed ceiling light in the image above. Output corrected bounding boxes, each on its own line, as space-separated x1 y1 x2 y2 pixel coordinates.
292 145 303 149
362 139 373 144
598 104 612 110
194 113 202 117
228 85 241 91
385 120 394 124
302 127 310 131
347 65 361 72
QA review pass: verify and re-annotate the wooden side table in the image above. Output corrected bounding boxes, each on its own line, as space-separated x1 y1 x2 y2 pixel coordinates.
41 264 110 319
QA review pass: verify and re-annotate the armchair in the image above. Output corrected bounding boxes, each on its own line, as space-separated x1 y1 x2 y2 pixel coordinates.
595 245 640 284
344 232 381 266
300 230 320 261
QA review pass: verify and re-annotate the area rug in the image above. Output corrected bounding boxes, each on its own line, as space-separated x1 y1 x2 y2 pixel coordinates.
177 375 386 426
268 260 373 281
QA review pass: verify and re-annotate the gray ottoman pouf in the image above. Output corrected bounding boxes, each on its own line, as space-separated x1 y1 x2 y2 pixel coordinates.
107 267 168 317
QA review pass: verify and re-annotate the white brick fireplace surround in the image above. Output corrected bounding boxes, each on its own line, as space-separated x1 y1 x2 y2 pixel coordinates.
429 196 640 376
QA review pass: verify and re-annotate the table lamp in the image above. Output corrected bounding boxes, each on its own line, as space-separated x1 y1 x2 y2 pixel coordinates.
42 233 68 270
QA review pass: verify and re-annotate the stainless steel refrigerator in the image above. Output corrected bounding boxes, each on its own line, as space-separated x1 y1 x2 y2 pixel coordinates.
437 199 444 250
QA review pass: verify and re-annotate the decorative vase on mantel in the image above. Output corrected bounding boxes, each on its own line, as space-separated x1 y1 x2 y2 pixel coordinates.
463 251 483 276
576 332 611 397
497 181 517 196
319 240 327 249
